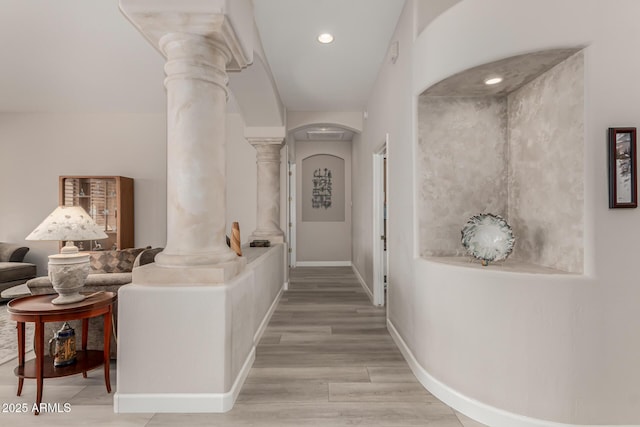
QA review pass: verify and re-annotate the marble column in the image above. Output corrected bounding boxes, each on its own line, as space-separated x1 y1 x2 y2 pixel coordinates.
116 0 272 415
248 137 285 243
118 0 253 276
154 32 238 268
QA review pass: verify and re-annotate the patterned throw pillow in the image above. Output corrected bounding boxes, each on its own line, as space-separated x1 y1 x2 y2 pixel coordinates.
136 247 164 267
89 247 146 274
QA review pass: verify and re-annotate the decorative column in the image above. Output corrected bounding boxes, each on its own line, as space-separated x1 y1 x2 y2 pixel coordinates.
248 137 285 243
118 0 253 277
154 32 238 268
117 1 274 416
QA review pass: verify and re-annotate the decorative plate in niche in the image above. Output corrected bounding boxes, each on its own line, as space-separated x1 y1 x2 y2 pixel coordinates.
461 213 515 266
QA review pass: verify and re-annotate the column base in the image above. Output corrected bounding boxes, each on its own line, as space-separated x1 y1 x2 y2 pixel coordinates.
133 257 246 284
155 247 240 269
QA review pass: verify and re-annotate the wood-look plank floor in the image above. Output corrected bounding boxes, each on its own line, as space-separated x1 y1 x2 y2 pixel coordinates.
0 267 485 426
148 266 472 426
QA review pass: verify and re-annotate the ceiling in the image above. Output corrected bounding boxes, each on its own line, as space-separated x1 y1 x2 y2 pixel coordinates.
0 0 406 115
253 0 405 112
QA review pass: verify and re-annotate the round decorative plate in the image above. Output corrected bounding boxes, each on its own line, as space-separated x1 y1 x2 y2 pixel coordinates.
461 213 515 266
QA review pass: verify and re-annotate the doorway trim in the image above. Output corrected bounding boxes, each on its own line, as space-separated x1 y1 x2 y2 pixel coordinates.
372 135 388 307
287 161 296 267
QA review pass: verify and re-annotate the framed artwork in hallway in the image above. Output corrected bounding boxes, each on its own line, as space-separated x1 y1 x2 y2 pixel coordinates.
608 127 637 208
302 154 345 221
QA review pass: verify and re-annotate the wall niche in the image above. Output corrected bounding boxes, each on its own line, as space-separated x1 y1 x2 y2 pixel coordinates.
418 48 584 273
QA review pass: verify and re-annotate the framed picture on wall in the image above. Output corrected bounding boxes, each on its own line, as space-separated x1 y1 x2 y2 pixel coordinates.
301 154 345 222
608 127 637 208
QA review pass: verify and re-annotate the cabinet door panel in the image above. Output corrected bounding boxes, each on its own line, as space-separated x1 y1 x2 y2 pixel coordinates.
59 176 134 250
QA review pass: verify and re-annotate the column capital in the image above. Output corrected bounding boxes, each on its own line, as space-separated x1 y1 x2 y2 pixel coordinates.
247 137 285 148
250 139 283 163
119 0 253 70
161 33 231 96
244 126 286 142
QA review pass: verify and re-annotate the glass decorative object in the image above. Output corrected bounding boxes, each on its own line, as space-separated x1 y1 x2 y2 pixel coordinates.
461 213 515 266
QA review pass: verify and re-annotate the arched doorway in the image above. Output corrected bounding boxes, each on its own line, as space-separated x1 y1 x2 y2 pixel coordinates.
287 124 358 267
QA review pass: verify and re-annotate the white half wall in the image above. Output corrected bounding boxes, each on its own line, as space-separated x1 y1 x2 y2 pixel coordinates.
116 244 285 413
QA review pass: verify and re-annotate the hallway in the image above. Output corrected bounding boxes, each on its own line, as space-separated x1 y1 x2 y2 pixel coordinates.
155 266 483 426
0 267 483 426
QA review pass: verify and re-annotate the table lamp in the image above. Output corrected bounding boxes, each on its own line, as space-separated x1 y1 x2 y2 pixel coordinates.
26 206 107 304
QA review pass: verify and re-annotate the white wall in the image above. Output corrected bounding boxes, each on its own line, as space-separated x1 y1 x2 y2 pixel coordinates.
295 140 352 264
358 0 416 340
226 113 257 243
350 132 375 289
0 112 167 275
0 111 263 274
414 0 461 37
354 0 640 425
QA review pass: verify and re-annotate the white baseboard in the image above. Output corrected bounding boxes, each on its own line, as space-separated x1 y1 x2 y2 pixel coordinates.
386 320 635 427
114 347 255 413
254 286 284 344
352 265 374 303
296 261 352 267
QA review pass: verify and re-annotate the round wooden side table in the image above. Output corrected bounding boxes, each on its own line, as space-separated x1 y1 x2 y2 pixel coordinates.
7 291 117 415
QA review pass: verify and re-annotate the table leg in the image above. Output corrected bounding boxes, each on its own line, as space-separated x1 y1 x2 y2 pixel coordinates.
82 318 89 378
103 307 112 393
16 322 25 396
34 319 44 416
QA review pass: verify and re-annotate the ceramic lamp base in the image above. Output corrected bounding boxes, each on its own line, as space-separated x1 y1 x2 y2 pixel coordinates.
51 293 86 305
48 252 90 305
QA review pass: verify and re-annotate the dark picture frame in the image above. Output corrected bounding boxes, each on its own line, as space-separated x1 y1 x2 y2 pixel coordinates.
608 127 637 208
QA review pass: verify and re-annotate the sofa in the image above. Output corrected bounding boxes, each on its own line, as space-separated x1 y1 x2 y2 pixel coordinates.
0 243 36 301
26 246 163 358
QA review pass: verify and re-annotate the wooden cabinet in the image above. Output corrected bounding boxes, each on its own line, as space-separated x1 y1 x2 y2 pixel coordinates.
59 176 134 250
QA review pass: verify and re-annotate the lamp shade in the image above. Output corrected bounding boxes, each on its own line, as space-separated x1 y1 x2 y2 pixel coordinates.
26 206 108 242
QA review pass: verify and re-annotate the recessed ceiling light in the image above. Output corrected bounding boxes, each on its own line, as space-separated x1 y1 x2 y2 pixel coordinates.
317 33 334 44
484 76 503 85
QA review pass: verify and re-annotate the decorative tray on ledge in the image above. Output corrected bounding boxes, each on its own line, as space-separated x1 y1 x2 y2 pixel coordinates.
461 213 515 266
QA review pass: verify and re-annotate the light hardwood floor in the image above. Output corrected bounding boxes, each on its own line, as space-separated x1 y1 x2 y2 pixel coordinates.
0 266 485 426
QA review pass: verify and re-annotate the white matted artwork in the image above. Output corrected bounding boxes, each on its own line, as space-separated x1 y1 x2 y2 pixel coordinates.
302 154 345 222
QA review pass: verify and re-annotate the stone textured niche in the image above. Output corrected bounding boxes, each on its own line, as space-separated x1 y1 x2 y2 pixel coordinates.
418 97 507 256
418 50 584 273
507 52 584 273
